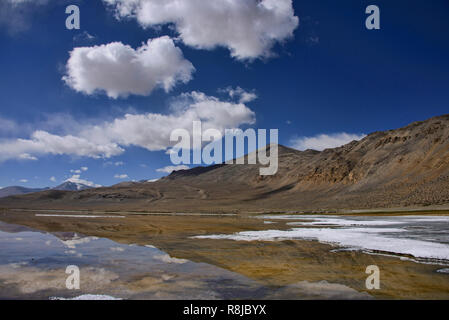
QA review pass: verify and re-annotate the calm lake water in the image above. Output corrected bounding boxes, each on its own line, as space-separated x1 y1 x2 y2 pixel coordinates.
1 213 449 299
0 221 270 299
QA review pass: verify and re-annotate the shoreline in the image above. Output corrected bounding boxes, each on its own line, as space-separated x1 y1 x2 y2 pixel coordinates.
2 206 449 217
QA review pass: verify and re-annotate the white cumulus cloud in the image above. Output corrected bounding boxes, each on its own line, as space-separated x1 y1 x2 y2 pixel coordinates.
0 130 124 162
114 174 129 179
0 91 255 162
103 0 299 61
291 133 366 151
63 36 195 98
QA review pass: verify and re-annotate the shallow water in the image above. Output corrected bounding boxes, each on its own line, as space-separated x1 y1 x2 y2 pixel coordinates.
197 215 449 263
1 213 449 299
0 222 270 299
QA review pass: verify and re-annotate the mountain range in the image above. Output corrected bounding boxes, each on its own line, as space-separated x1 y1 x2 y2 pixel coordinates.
1 114 448 213
0 186 50 199
0 181 93 198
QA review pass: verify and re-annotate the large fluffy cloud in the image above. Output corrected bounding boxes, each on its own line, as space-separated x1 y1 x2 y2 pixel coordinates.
0 91 256 162
63 36 195 98
291 133 366 151
84 91 255 151
103 0 299 60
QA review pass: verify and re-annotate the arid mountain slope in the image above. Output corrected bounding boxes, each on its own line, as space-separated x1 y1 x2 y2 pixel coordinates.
1 114 448 213
0 186 49 198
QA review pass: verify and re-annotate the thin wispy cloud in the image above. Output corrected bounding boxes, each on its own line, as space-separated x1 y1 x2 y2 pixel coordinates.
0 117 19 136
18 153 38 161
114 174 129 179
220 87 258 103
73 31 97 44
290 133 366 151
0 0 56 35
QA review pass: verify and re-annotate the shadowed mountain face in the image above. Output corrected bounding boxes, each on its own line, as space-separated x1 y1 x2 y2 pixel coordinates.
1 115 449 213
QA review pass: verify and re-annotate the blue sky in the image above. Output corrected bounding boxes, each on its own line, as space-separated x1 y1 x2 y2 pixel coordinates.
0 0 448 188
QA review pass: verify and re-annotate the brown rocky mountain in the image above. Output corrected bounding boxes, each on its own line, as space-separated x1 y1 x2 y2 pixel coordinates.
0 186 49 198
1 114 448 213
